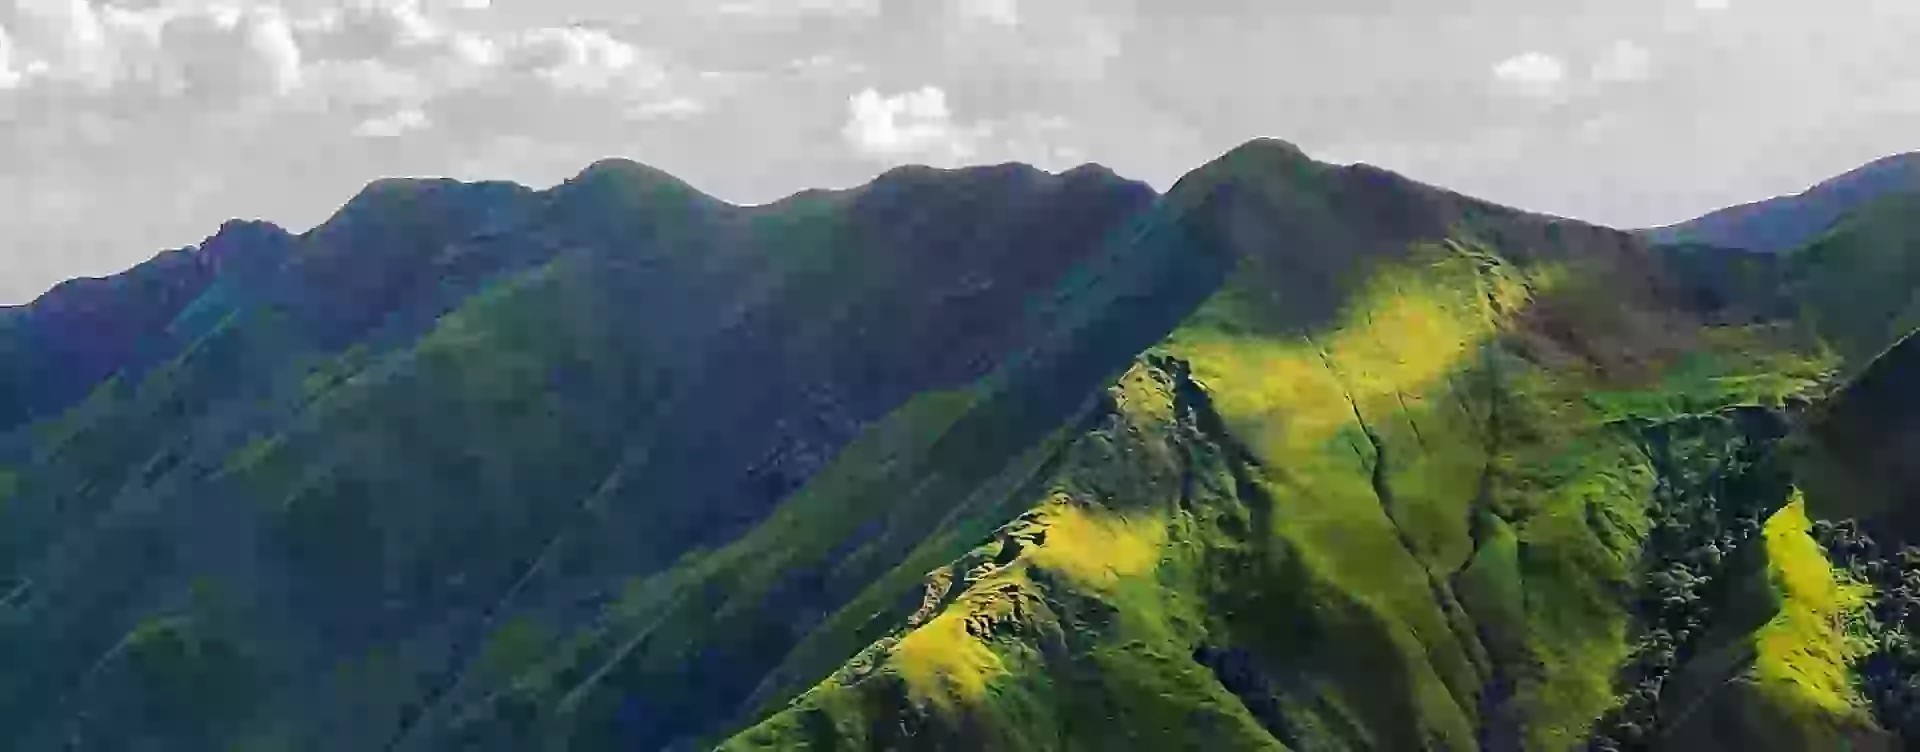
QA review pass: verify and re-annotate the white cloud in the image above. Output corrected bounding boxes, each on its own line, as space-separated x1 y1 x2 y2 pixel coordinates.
13 0 107 53
957 0 1020 27
161 6 306 100
1492 51 1566 96
714 0 880 17
0 2 313 101
353 105 429 136
0 2 694 160
420 23 690 143
1695 0 1731 10
1591 39 1652 83
445 30 495 65
843 85 982 164
279 10 683 133
249 12 305 92
295 0 445 64
0 23 22 90
506 26 650 91
7 0 113 87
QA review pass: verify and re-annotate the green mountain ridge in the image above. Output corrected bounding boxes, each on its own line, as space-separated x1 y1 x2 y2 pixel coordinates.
5 139 1920 750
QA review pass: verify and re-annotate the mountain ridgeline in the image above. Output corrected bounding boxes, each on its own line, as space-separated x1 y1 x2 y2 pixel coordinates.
1643 152 1920 254
4 139 1920 751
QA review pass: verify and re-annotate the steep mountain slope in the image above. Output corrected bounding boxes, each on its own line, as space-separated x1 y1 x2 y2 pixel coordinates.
1798 330 1920 541
1652 191 1920 368
1645 152 1920 253
0 245 223 431
1778 192 1920 364
1765 330 1920 748
714 140 1864 752
7 139 1920 752
0 159 1156 750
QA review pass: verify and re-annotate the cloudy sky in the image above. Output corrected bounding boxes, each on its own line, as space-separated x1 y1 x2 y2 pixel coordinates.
2 0 1918 303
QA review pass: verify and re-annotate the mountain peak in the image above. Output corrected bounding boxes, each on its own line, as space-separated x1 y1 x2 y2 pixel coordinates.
311 176 537 244
341 176 459 206
1225 136 1312 161
1211 137 1319 174
1057 162 1127 182
871 161 1046 184
334 175 538 212
570 157 685 184
200 218 291 251
210 217 287 235
1168 137 1327 202
563 157 711 196
196 219 294 278
551 157 722 212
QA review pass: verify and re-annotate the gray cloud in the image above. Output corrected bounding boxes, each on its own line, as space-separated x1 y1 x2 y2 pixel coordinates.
3 0 1920 303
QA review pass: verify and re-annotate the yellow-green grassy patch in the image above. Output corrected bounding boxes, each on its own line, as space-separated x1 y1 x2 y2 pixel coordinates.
1751 494 1875 723
1024 498 1167 590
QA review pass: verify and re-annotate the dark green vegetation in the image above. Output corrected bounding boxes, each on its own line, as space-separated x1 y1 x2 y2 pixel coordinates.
7 141 1920 751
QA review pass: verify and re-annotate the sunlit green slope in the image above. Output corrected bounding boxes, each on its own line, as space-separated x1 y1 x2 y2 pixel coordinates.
717 141 1896 751
10 138 1920 752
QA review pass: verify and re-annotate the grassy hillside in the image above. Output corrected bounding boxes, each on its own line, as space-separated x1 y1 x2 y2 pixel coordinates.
717 142 1876 751
0 159 1158 750
10 139 1920 751
1783 192 1920 365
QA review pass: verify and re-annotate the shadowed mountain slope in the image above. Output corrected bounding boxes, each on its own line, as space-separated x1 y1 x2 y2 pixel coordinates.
9 140 1920 751
0 158 1156 751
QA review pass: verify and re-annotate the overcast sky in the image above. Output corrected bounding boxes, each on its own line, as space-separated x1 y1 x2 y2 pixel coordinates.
3 0 1918 303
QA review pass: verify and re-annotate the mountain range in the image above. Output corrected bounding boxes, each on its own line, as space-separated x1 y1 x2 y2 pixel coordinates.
4 138 1920 751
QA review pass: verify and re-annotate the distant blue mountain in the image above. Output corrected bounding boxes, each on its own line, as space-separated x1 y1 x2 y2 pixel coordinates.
1645 152 1920 252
